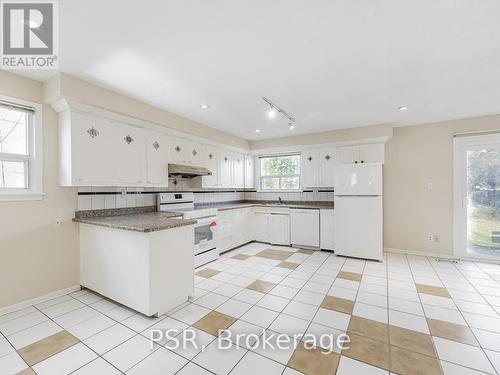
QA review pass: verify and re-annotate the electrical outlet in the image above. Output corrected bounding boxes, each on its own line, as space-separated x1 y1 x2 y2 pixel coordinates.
427 234 439 242
120 188 127 198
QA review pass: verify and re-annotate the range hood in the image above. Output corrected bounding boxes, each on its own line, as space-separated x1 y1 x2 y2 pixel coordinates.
168 163 212 178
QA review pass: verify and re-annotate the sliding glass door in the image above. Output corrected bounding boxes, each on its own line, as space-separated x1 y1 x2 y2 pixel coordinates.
454 133 500 259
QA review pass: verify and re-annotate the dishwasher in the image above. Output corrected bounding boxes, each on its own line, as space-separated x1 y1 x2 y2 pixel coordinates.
290 209 320 248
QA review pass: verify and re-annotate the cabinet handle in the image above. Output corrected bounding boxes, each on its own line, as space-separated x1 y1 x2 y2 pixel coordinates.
175 145 181 153
124 135 134 144
354 161 358 164
192 149 198 157
153 141 160 150
325 155 331 161
225 157 228 162
361 160 364 163
86 126 99 139
308 156 313 161
208 153 213 159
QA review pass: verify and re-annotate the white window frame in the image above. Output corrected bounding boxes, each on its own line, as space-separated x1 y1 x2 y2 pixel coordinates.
0 95 43 201
258 153 302 192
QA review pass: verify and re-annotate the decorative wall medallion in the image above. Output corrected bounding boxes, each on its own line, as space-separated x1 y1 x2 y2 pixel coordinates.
175 145 181 153
153 141 160 150
86 126 99 138
124 135 134 144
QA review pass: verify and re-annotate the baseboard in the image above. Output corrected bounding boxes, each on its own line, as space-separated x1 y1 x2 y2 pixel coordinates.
0 285 81 316
384 247 457 260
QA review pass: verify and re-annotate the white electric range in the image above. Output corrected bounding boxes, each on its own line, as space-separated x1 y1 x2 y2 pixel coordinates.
158 192 218 267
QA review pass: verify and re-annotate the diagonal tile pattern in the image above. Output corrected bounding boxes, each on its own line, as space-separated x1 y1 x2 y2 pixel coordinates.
1 243 500 375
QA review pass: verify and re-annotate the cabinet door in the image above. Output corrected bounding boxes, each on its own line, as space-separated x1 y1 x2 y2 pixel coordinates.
202 145 219 187
219 150 233 187
302 151 319 188
254 212 270 242
337 146 360 164
233 154 245 188
359 144 385 163
319 149 335 187
290 209 320 247
244 155 254 188
145 132 169 186
270 214 290 245
320 209 334 250
187 141 202 166
113 122 147 185
71 112 115 185
169 137 191 164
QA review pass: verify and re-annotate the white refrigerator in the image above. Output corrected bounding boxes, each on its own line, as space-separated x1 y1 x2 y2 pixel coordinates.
334 163 383 261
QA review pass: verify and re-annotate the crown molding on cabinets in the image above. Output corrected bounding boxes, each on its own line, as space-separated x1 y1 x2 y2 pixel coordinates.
51 97 250 154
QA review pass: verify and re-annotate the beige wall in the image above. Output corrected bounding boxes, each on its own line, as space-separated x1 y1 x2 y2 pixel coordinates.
384 115 500 255
46 74 250 150
0 71 79 308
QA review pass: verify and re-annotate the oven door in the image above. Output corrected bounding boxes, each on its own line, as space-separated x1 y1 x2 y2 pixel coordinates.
194 216 217 256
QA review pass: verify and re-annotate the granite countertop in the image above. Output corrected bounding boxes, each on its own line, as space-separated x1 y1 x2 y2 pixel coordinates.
73 211 197 233
195 200 335 211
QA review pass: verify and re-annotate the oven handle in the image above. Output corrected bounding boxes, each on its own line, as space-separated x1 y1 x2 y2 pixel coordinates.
195 216 218 226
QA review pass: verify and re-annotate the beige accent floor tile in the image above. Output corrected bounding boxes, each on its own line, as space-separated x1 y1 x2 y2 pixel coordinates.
390 345 443 375
16 368 36 375
255 249 292 261
338 271 363 282
287 342 340 375
341 333 390 370
192 311 236 336
278 262 299 270
427 318 479 346
247 280 277 293
321 296 354 314
195 269 221 278
415 284 450 298
297 249 314 255
232 254 251 261
347 316 389 343
389 325 436 357
17 331 79 366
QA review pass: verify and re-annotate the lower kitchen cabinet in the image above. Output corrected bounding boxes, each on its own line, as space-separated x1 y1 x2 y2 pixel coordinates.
254 211 270 243
320 209 334 250
270 214 290 245
290 209 320 248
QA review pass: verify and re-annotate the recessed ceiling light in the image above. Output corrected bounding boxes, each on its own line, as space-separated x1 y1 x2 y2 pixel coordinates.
255 129 261 133
267 107 277 118
200 104 210 109
398 106 409 111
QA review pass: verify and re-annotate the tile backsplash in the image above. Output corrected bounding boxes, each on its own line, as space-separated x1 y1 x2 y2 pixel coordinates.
77 185 333 211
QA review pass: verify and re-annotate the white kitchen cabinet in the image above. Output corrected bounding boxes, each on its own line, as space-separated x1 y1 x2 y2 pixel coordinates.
319 148 335 187
233 153 245 188
254 211 270 243
146 132 169 186
219 150 233 187
320 209 334 250
113 122 147 186
337 144 384 164
169 137 202 166
202 145 220 187
359 143 385 163
290 209 320 248
61 111 115 186
217 210 235 253
234 207 254 245
244 155 254 188
270 214 290 245
302 151 319 188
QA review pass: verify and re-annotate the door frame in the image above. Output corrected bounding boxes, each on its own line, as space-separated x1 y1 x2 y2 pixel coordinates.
453 132 500 260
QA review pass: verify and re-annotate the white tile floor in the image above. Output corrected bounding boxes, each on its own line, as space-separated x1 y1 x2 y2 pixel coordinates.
0 243 500 374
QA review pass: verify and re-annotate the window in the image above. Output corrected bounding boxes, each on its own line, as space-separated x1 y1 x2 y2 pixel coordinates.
260 154 300 190
0 97 42 200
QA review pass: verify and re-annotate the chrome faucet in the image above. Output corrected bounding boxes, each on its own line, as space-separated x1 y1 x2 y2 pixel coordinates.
278 196 283 204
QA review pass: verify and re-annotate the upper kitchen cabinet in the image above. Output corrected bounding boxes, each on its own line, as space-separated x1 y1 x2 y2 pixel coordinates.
244 155 254 189
113 121 147 186
219 149 233 187
201 145 220 187
233 153 245 188
60 111 116 186
302 150 319 188
318 148 335 187
169 137 202 166
337 143 384 164
146 132 169 186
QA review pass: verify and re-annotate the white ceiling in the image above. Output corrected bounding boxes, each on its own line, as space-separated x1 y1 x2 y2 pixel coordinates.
16 0 500 140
